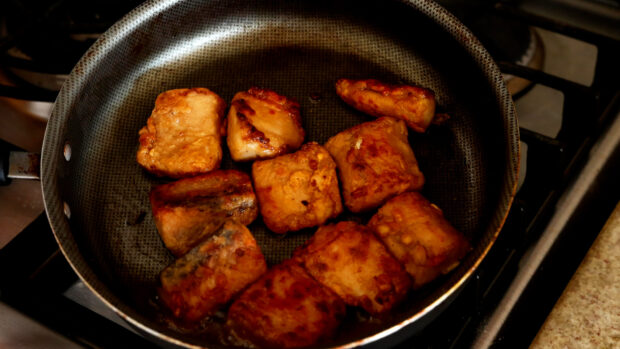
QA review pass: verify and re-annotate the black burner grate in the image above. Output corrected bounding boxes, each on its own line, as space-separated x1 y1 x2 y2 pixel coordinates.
1 1 619 348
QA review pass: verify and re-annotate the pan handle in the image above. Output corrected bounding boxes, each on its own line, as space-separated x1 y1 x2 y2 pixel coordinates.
0 141 40 185
0 141 8 185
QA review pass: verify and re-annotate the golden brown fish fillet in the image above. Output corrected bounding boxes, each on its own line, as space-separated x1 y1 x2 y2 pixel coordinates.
295 221 411 315
227 87 305 161
159 220 267 323
336 78 436 133
252 142 342 234
137 88 226 178
324 116 424 213
227 259 345 348
150 170 258 257
368 192 471 289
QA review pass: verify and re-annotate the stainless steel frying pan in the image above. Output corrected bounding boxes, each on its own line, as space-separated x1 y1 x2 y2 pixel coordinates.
41 0 519 347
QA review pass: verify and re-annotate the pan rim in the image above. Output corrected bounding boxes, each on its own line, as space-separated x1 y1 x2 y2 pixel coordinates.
41 0 520 347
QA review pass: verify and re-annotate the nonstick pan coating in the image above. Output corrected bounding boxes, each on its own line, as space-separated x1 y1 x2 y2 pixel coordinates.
41 0 519 347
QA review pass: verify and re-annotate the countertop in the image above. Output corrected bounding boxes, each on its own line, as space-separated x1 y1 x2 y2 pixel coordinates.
530 201 620 348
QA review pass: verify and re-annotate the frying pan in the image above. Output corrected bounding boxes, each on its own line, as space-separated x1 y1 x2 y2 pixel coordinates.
41 0 519 347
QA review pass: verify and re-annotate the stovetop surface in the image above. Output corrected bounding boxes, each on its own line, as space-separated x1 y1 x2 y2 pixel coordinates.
1 1 619 348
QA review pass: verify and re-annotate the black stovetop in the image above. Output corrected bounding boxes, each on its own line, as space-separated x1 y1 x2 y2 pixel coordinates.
1 1 619 348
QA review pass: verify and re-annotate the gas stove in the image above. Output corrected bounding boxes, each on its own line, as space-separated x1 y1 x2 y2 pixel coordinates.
1 1 619 348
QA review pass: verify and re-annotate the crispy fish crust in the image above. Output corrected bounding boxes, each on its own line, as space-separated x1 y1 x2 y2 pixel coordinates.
252 142 342 234
368 192 471 289
227 259 345 348
137 88 226 178
158 220 267 323
336 78 436 133
149 170 258 257
324 116 424 212
227 87 305 161
295 221 411 315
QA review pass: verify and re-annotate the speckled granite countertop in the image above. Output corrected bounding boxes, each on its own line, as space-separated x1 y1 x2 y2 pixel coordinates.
530 201 620 348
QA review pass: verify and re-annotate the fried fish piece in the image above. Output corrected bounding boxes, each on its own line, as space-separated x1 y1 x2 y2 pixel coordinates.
227 87 305 161
368 192 471 289
295 221 411 315
159 220 267 323
150 170 258 257
336 78 436 133
252 142 342 234
324 116 424 213
227 259 345 348
137 88 226 178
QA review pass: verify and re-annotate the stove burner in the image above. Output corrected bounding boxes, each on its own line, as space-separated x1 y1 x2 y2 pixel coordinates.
462 8 545 96
1 1 618 348
503 28 545 96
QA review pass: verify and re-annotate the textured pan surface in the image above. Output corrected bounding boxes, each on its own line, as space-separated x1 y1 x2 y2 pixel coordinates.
42 0 518 347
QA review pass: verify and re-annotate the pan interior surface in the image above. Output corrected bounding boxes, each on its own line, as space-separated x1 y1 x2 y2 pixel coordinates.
43 0 516 347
